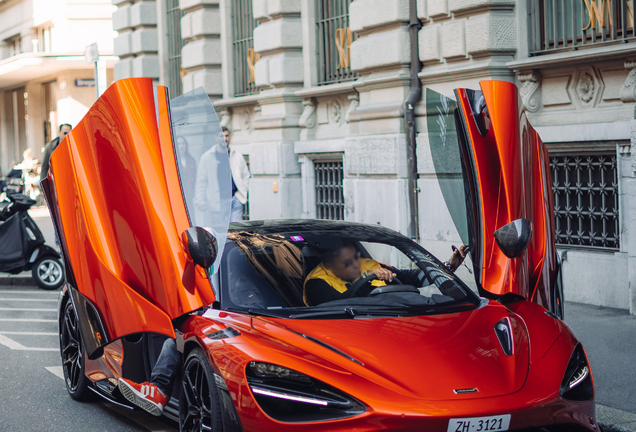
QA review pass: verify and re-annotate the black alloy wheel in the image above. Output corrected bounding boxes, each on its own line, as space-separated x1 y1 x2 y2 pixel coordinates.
179 348 222 432
33 256 64 290
60 301 92 400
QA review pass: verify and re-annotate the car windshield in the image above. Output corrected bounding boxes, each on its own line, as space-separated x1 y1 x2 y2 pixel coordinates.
218 229 480 318
170 88 232 274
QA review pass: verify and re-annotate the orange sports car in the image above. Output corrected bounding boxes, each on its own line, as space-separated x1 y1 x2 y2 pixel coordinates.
43 78 595 432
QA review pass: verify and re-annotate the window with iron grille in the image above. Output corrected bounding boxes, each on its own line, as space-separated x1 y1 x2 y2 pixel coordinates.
232 0 259 97
550 153 619 250
529 0 636 55
316 0 357 86
166 0 186 97
315 160 344 220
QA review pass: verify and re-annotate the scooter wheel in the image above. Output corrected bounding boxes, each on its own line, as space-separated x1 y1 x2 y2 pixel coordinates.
32 256 65 290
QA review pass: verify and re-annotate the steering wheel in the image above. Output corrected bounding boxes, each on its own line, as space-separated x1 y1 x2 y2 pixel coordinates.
347 273 403 298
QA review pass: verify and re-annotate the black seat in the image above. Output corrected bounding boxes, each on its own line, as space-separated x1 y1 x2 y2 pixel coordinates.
301 246 323 281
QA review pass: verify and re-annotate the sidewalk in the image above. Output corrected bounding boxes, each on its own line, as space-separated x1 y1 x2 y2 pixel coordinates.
565 301 636 431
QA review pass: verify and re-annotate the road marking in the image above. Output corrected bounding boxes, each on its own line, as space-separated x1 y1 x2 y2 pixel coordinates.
0 298 58 302
45 366 64 380
0 331 57 335
0 307 56 311
0 318 56 322
0 333 57 351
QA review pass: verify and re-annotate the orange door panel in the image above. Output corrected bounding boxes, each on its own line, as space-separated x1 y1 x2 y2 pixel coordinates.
44 78 215 353
454 81 557 302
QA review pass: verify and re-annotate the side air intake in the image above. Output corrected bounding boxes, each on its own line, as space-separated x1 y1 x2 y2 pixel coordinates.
494 317 514 356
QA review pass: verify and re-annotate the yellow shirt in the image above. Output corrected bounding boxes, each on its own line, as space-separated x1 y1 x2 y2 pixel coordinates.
303 258 386 306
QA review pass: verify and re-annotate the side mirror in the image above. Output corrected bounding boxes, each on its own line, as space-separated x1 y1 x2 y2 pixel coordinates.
494 219 532 259
181 227 218 268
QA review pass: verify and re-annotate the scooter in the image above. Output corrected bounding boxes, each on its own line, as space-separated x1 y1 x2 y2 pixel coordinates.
0 192 64 289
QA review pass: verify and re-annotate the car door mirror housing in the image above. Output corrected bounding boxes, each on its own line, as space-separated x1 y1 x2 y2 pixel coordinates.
494 219 532 259
182 227 218 269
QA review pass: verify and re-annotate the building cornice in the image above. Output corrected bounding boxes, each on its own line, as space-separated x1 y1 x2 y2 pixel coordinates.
418 57 514 84
295 81 356 98
0 52 118 87
508 44 636 71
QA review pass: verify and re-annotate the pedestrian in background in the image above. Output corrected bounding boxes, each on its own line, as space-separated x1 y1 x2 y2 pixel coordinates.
40 123 72 182
16 148 40 201
223 127 250 222
176 136 197 204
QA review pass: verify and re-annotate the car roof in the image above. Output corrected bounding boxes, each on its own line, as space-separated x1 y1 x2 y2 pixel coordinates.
228 219 412 244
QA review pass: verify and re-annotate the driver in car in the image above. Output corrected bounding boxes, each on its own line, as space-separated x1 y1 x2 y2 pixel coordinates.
303 240 467 306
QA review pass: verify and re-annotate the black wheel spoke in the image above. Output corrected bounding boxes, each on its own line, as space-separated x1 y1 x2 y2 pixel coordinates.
180 411 196 430
62 340 78 355
194 363 202 392
201 404 212 417
194 364 203 405
183 370 198 407
63 351 78 367
69 361 77 387
198 379 207 409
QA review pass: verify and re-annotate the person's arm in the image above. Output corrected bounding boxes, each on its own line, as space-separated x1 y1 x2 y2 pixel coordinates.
447 245 468 271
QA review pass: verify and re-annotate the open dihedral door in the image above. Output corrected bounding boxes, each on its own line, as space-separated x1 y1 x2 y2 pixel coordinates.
41 78 232 357
426 81 560 315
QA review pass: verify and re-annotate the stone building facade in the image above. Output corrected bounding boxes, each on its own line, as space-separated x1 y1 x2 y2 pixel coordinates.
112 0 636 314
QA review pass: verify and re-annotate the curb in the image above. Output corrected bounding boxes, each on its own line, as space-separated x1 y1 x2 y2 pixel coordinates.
598 404 636 432
0 277 35 286
601 423 636 432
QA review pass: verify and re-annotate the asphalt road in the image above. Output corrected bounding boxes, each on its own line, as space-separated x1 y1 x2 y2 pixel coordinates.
0 286 177 432
564 302 636 431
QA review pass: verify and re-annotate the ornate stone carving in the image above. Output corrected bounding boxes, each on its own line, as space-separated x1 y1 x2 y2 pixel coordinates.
219 108 232 129
619 144 631 157
576 72 595 103
298 98 317 128
620 61 636 104
518 71 541 113
345 93 359 123
330 98 343 124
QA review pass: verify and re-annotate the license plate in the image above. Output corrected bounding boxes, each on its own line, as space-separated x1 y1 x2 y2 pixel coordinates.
447 414 511 432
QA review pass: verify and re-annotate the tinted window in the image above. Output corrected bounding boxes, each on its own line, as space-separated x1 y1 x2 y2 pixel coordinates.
219 231 478 317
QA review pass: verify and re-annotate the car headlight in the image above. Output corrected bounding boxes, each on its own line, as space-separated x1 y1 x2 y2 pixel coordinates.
249 362 312 384
560 344 593 401
246 362 366 422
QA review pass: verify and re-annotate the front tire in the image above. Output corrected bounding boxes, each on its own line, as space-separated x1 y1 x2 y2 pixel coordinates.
33 256 64 290
60 300 93 400
179 348 223 432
